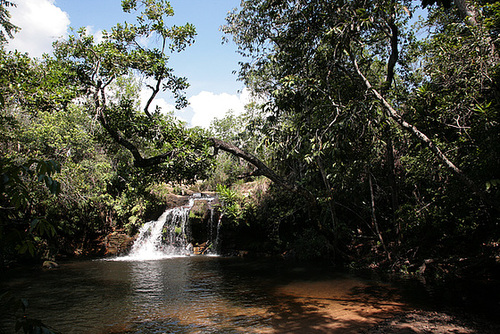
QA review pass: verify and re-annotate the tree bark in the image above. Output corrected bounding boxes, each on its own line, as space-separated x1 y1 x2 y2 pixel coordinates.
386 136 400 243
383 4 401 243
385 0 398 89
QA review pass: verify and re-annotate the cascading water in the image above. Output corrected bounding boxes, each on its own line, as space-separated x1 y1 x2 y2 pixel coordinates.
213 214 223 253
116 194 220 261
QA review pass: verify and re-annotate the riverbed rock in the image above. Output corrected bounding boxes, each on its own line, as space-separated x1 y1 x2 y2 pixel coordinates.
193 242 209 255
364 310 500 334
188 196 220 246
104 232 135 256
42 260 59 269
164 194 191 209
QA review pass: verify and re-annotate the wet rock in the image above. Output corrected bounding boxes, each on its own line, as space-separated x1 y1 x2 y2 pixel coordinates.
193 242 209 255
104 232 135 256
42 260 59 269
164 194 191 209
188 197 220 246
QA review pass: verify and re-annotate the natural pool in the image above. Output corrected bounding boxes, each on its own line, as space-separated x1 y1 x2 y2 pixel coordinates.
0 256 407 333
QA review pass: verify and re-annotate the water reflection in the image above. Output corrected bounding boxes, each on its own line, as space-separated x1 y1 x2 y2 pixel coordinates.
1 257 405 333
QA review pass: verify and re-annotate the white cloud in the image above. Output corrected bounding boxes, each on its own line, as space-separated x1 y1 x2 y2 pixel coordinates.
189 89 253 128
6 0 70 57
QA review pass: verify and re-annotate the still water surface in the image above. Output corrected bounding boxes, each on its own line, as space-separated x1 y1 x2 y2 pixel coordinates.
1 257 406 333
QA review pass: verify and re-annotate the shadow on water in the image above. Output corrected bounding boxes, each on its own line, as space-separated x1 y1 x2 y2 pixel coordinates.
1 257 408 334
123 257 405 334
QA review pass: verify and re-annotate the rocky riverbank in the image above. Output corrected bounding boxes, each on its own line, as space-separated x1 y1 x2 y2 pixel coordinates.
365 309 500 334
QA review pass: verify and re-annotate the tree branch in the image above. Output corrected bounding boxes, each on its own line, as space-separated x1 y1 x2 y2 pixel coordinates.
144 76 162 118
92 78 313 201
209 137 295 191
94 96 303 194
385 15 398 89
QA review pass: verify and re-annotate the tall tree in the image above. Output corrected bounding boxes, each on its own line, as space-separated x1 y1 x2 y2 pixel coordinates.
222 0 500 261
225 0 499 209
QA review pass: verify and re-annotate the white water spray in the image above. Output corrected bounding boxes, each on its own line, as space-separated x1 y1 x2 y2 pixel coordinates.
115 195 219 261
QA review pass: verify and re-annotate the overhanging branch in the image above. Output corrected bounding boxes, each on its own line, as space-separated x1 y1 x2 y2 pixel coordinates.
93 81 312 199
94 99 301 193
209 137 296 192
144 76 162 118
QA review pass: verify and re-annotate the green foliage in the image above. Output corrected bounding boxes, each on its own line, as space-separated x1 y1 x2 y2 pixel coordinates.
221 0 500 263
0 158 61 259
486 179 500 191
293 228 330 261
206 105 271 189
1 160 60 208
51 1 214 184
0 0 498 269
0 0 221 265
216 184 242 220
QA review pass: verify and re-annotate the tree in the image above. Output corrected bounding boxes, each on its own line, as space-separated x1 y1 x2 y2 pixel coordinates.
223 0 499 261
0 0 295 263
52 0 298 194
0 48 74 261
53 0 214 179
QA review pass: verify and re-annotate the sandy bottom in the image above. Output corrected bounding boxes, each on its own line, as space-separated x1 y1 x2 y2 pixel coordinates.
264 279 405 333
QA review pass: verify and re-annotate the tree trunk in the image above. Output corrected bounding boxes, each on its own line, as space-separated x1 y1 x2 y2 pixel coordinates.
316 156 338 242
386 136 400 244
368 168 391 261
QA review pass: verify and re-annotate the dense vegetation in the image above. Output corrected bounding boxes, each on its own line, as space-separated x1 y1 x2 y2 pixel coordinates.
1 0 499 282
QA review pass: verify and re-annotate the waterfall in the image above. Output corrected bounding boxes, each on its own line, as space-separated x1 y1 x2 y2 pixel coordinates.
115 194 220 261
116 199 193 261
212 213 223 254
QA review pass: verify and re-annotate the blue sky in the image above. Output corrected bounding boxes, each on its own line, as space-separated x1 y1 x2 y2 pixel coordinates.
6 0 249 127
